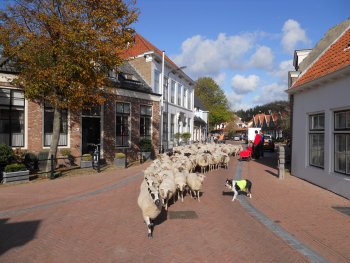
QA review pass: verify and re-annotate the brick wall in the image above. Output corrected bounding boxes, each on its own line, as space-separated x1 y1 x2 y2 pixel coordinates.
27 101 43 153
102 93 160 163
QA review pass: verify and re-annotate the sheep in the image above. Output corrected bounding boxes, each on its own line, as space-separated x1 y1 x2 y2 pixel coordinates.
221 153 230 169
173 168 187 202
158 170 176 210
137 179 163 238
186 172 205 202
197 153 209 173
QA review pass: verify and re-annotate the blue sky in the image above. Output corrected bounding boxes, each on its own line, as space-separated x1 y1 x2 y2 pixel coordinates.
134 0 350 111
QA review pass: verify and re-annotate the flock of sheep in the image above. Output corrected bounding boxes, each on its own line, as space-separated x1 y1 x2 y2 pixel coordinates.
137 142 244 238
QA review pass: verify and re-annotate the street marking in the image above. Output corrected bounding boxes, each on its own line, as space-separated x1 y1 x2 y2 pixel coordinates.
235 161 329 263
0 172 143 218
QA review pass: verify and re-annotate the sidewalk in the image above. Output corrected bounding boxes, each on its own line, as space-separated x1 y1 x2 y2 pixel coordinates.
242 152 350 263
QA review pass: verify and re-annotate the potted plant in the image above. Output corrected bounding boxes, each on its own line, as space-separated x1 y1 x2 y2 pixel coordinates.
0 145 29 183
60 148 75 166
3 163 29 183
139 138 152 161
114 152 126 167
174 133 181 146
80 153 92 168
181 132 191 144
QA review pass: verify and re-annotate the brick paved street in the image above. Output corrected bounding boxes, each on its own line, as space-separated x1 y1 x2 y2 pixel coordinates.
0 150 349 263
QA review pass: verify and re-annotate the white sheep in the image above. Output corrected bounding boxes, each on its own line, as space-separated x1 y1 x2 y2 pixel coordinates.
137 179 163 238
186 172 205 202
174 168 187 202
158 170 176 210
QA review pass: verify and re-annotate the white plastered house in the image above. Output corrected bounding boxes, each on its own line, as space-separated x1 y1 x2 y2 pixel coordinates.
287 19 350 199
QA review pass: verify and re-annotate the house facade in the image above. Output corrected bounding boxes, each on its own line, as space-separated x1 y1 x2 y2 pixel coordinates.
287 19 350 199
124 34 196 150
0 58 161 164
250 113 283 139
193 96 208 143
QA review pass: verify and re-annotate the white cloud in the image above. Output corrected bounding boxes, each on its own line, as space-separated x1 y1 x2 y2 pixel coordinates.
252 83 288 105
270 59 294 83
248 46 274 70
173 33 255 78
281 19 311 54
231 74 260 94
225 91 250 111
213 72 226 86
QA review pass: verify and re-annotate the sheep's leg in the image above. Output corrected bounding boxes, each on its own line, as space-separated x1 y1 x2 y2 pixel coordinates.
181 190 184 202
144 216 153 239
197 190 200 202
164 198 168 210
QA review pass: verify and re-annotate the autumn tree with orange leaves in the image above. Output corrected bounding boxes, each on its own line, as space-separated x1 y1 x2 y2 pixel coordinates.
0 0 138 172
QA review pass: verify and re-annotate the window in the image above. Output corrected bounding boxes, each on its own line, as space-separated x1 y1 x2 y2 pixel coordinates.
309 113 324 168
154 71 160 94
177 84 182 106
140 105 152 140
188 118 191 133
188 90 192 109
116 102 130 147
163 77 168 101
44 104 68 147
170 80 175 103
0 88 25 147
334 110 350 175
183 87 187 108
170 114 175 140
162 112 168 141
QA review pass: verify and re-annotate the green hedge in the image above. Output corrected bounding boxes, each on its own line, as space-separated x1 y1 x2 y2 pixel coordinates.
4 163 27 173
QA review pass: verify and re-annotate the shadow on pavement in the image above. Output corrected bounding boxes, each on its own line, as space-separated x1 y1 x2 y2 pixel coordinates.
0 218 41 256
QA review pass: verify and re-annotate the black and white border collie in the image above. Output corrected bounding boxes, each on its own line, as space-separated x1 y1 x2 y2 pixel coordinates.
225 179 252 201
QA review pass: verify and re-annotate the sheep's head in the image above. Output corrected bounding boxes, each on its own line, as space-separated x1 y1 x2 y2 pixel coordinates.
148 187 161 206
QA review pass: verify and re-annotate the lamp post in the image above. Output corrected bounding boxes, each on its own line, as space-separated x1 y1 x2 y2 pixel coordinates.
162 66 187 152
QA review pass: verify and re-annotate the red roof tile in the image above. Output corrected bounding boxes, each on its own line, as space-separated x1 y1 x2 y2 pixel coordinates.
122 33 177 67
292 27 350 89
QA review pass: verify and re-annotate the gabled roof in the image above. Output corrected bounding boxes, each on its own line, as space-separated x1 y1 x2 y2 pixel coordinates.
291 23 350 90
194 96 207 111
0 56 20 73
123 33 177 68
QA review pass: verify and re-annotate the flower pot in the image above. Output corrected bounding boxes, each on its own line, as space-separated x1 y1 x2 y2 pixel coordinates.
80 160 92 168
114 158 126 167
2 170 30 183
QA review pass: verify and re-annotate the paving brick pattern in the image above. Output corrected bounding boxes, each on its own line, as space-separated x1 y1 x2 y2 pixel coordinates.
0 149 349 263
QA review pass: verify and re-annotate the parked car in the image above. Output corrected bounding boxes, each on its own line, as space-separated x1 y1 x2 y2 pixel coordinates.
233 134 241 141
263 135 275 151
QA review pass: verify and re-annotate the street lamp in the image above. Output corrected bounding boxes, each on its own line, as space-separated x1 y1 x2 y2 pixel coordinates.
162 66 187 152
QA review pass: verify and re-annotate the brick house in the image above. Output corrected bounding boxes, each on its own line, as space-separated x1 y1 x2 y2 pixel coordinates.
0 57 160 164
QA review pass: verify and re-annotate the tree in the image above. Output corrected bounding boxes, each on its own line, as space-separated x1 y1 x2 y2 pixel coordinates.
0 0 138 172
195 77 233 130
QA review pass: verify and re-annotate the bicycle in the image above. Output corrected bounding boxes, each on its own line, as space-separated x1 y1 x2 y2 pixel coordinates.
91 144 100 173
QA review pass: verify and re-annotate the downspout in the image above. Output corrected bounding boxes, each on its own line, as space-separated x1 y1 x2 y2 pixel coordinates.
160 51 165 152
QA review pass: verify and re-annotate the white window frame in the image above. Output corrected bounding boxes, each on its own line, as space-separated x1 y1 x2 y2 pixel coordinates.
309 113 325 168
334 110 350 175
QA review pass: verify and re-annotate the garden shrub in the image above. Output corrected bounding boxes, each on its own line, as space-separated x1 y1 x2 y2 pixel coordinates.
4 163 27 173
115 152 126 159
0 144 14 163
82 154 92 161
